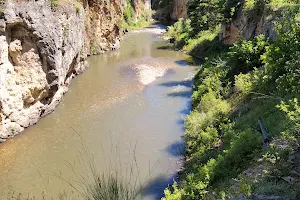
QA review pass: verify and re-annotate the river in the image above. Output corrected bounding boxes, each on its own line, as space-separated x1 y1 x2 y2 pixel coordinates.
0 25 196 200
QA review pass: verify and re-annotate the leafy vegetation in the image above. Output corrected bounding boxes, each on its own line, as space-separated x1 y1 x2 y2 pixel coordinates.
119 0 151 31
164 1 300 199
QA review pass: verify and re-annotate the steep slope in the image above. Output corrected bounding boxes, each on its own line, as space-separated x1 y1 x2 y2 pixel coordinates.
152 0 188 23
220 4 278 44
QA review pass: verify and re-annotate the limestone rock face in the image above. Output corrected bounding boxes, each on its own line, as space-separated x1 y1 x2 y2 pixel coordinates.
82 0 151 55
152 0 187 24
219 7 277 44
0 0 88 141
82 0 122 55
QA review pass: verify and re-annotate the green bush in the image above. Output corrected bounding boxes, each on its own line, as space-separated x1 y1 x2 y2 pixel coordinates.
164 2 300 200
167 18 193 48
227 34 269 77
235 73 254 94
278 98 300 141
123 1 135 22
120 0 151 30
189 0 226 34
264 8 300 94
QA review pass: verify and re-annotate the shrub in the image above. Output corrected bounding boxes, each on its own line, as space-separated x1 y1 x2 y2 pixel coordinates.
278 98 300 141
264 8 300 94
123 1 135 22
227 34 269 78
163 183 183 200
188 0 226 34
234 73 254 94
120 0 150 30
167 18 193 48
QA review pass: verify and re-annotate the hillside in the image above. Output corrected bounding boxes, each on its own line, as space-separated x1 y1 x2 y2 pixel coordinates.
163 0 300 199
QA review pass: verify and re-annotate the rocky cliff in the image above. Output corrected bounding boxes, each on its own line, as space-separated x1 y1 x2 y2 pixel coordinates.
219 5 277 44
0 0 88 141
152 0 187 24
0 0 150 141
83 0 122 55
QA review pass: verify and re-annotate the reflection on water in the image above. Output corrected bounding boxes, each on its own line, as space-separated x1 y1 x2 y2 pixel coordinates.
0 25 196 200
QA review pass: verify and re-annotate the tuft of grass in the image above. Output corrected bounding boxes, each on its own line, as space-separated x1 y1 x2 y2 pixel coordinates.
4 132 152 200
50 0 58 9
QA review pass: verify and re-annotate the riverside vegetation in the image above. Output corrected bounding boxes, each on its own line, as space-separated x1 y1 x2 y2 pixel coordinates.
162 0 300 199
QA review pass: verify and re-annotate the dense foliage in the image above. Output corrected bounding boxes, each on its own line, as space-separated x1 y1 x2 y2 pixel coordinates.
188 0 226 34
164 1 300 199
119 0 151 30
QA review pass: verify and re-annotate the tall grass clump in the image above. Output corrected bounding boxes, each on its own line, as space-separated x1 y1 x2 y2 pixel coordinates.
84 166 142 200
56 136 149 200
4 134 151 200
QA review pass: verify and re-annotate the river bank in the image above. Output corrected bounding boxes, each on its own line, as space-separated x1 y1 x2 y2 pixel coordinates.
161 1 300 199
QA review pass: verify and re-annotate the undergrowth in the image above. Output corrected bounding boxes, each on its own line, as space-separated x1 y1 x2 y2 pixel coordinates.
163 1 300 199
119 0 151 31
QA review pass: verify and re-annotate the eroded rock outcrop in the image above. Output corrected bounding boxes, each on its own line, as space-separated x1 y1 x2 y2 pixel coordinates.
0 0 87 141
152 0 187 24
219 6 277 44
82 0 122 55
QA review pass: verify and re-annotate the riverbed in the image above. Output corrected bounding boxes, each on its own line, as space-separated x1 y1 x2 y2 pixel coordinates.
0 25 196 200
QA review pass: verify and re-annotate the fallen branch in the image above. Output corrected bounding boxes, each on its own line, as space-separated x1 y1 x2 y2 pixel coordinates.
258 120 270 149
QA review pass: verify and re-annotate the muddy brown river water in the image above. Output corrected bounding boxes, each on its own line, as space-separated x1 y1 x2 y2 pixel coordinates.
0 25 196 200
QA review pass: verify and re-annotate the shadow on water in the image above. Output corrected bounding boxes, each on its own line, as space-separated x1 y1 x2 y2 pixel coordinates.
159 80 193 88
175 60 189 67
165 140 185 157
140 73 194 199
157 45 174 50
159 79 193 131
141 175 175 200
167 91 192 98
180 101 192 115
141 141 186 199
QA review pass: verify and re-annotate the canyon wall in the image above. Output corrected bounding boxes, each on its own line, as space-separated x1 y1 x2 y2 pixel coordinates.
0 0 88 141
219 6 278 44
83 0 122 55
152 0 188 24
0 0 150 141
